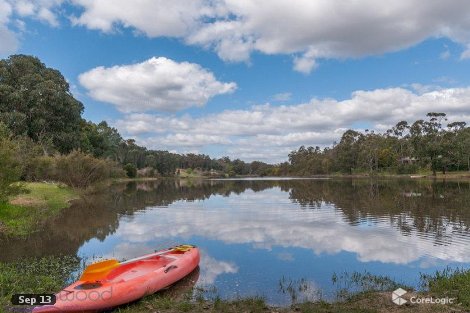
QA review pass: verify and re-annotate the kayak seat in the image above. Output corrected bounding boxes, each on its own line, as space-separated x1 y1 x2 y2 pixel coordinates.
106 258 174 282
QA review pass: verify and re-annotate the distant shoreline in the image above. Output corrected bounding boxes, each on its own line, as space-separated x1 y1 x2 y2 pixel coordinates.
114 172 470 181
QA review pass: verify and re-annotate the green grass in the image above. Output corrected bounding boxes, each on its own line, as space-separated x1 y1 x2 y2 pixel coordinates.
0 255 81 313
296 300 378 313
421 267 470 309
0 182 78 236
115 295 268 313
0 203 33 236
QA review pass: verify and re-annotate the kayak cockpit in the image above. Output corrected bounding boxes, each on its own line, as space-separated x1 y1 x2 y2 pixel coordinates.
105 256 175 282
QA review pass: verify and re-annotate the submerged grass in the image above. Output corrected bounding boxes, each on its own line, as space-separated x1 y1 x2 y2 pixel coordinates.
331 270 408 301
421 267 470 309
0 182 78 236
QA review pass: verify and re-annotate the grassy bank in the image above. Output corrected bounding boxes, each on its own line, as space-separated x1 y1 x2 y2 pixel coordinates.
373 170 470 180
113 177 160 183
0 256 81 313
427 171 470 179
1 257 469 313
116 292 462 313
0 182 78 236
300 171 470 180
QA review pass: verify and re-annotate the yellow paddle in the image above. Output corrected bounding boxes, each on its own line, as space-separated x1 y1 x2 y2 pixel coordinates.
80 245 194 281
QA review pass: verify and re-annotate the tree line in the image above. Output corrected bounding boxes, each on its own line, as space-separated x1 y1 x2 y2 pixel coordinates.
0 54 274 200
287 112 470 176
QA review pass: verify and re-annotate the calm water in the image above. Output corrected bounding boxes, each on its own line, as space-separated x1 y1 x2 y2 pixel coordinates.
1 178 470 304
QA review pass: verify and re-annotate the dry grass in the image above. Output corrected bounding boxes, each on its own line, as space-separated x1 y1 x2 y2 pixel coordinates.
9 196 45 207
0 182 78 236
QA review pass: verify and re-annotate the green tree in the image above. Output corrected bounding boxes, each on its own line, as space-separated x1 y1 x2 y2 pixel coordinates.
0 55 84 154
410 113 449 175
447 122 469 171
459 128 470 171
124 163 137 178
334 130 363 174
80 121 123 159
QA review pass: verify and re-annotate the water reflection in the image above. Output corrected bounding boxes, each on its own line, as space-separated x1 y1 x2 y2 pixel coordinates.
93 186 470 265
1 178 469 303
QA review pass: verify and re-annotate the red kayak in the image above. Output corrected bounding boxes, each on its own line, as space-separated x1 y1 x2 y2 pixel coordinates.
33 245 200 312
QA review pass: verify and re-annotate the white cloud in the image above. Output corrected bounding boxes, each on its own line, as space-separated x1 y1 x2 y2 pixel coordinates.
272 92 292 102
0 0 64 56
114 86 470 162
4 1 470 71
79 57 236 113
158 134 232 147
70 0 217 36
14 1 35 16
293 54 318 74
0 26 17 56
69 0 470 72
461 44 470 60
0 0 17 56
11 0 63 26
440 46 451 60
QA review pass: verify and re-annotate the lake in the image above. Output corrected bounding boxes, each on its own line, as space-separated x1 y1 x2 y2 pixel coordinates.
1 178 470 305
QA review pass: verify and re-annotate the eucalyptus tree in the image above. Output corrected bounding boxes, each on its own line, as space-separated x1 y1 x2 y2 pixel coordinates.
0 55 84 154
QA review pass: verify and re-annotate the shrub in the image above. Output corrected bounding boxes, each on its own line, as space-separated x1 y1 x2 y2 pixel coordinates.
14 136 46 180
0 124 24 202
396 163 419 174
17 150 125 188
26 156 56 181
124 163 137 178
52 151 125 188
137 167 157 177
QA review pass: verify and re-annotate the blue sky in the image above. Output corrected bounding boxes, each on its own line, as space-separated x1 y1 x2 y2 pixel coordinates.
1 1 470 162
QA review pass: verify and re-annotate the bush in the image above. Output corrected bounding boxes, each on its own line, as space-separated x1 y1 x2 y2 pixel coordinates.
124 163 137 178
52 151 125 188
0 124 24 202
396 163 419 174
16 149 126 188
26 156 55 181
137 167 157 177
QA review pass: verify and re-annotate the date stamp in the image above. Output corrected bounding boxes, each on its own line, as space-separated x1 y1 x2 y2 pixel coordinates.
11 294 56 306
